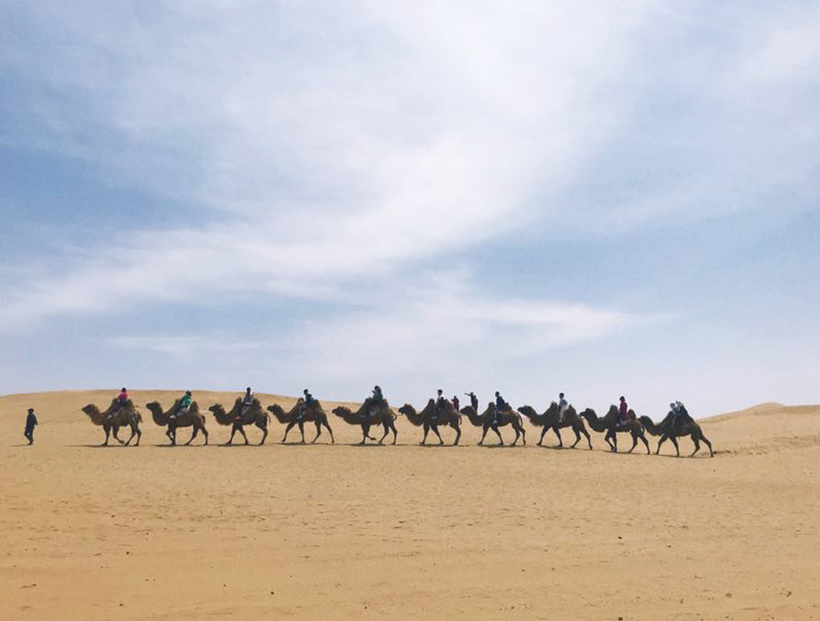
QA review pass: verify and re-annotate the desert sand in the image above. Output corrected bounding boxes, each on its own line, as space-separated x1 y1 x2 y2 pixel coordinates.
1 390 819 620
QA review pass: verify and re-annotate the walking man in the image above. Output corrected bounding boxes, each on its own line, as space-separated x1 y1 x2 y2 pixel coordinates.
24 408 38 445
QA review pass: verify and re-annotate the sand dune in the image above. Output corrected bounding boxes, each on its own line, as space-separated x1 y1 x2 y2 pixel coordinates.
2 390 820 619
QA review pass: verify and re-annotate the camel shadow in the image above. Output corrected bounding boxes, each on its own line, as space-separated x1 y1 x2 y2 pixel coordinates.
10 443 34 447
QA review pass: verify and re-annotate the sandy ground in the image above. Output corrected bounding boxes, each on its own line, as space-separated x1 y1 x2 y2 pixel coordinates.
1 390 819 620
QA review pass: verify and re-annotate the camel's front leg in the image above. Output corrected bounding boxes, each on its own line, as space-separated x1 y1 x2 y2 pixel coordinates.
298 421 306 444
538 425 549 446
553 426 563 448
259 422 268 445
103 424 111 447
570 426 581 448
420 423 429 445
690 436 700 457
311 421 322 444
640 434 650 454
324 421 336 444
238 426 249 445
282 420 296 443
478 426 490 446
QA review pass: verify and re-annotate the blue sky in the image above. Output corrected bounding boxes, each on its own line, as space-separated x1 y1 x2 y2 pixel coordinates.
1 1 818 416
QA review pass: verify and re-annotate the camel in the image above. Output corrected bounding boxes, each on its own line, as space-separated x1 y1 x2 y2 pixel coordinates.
209 398 270 445
579 405 650 454
460 402 526 446
639 412 713 457
518 403 592 449
146 399 209 446
81 399 143 446
397 399 462 445
332 398 398 445
268 399 335 444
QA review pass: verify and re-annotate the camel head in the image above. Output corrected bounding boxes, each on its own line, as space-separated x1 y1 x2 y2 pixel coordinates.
517 405 537 418
397 404 415 416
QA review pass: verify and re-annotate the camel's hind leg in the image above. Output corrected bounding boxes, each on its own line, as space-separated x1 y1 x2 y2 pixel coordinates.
700 433 713 457
390 421 398 445
452 422 461 446
627 433 638 453
581 425 592 450
257 421 268 445
690 435 701 457
134 426 141 447
124 425 136 446
519 425 526 446
639 433 650 454
199 425 209 446
570 425 581 448
324 420 335 444
185 426 198 446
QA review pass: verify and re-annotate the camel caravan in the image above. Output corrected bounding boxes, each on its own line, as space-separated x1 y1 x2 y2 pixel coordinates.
79 387 712 457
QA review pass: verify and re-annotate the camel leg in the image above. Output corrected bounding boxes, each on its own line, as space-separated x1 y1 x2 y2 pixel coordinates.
167 426 176 446
520 425 526 445
493 426 504 446
554 427 564 448
656 434 667 455
640 434 650 455
431 424 444 446
701 434 713 457
112 426 126 445
605 432 616 452
670 436 680 457
478 426 489 446
185 426 198 446
298 421 306 444
134 426 141 447
360 424 368 445
391 422 398 445
258 421 268 445
324 421 335 444
421 424 429 446
124 426 136 446
582 426 592 450
282 420 295 443
238 426 249 445
628 433 638 453
538 425 549 446
311 421 322 444
570 426 581 448
453 422 461 446
102 425 111 447
690 436 701 457
227 427 236 445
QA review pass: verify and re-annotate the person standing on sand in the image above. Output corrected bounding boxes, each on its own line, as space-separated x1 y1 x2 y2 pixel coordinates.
24 408 38 445
465 391 479 414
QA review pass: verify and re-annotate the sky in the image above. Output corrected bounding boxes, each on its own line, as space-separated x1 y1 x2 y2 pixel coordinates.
1 1 818 417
